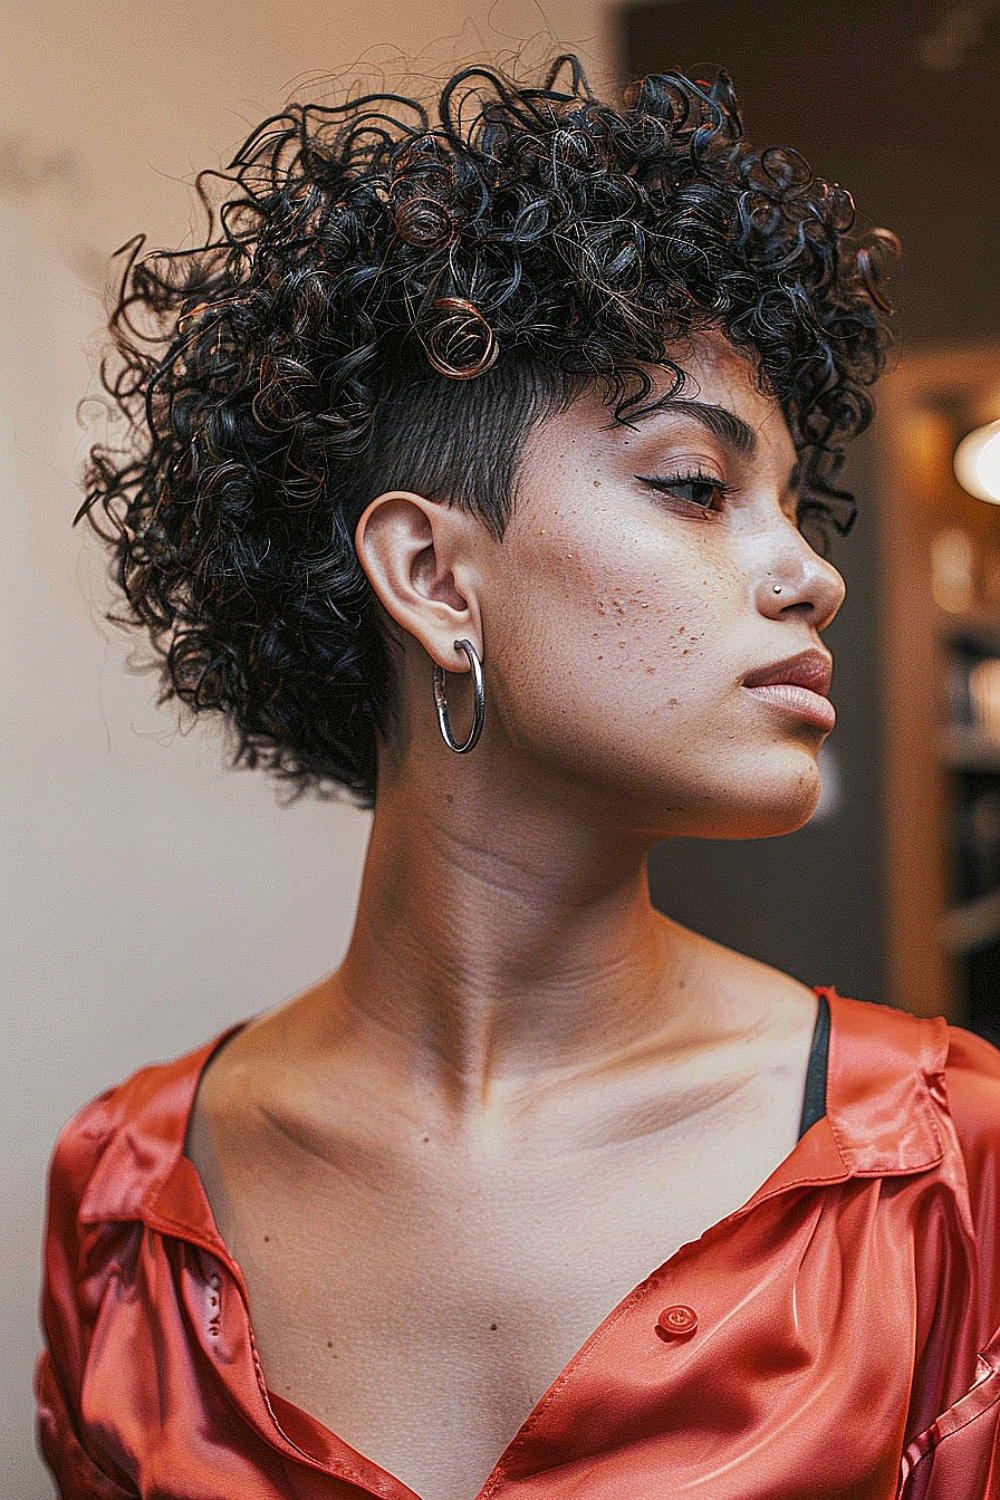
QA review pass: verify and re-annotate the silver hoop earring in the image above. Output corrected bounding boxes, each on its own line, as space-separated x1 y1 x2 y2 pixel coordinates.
432 639 485 754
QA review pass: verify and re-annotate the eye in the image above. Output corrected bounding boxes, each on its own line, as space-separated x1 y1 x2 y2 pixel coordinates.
635 470 732 511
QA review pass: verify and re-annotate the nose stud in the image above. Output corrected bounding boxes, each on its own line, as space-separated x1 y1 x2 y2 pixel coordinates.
772 584 783 595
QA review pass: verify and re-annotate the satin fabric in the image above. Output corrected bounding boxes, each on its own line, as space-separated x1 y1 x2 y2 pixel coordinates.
36 989 1000 1499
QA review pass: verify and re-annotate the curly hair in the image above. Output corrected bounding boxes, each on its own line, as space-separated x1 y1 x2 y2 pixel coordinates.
78 54 897 807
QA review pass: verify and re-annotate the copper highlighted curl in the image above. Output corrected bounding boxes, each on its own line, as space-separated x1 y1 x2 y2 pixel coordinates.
421 298 499 379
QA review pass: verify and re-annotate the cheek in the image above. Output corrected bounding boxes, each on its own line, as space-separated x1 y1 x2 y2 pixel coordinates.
587 586 711 697
489 526 740 734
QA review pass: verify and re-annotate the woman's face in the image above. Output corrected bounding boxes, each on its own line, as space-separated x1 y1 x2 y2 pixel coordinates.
479 329 847 840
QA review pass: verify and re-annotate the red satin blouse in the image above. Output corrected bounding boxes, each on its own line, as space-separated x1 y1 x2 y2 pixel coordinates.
36 989 1000 1499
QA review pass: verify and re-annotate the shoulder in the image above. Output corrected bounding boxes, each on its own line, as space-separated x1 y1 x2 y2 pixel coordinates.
942 1019 1000 1093
37 1035 235 1493
838 996 1000 1215
823 986 1000 1105
940 1022 1000 1173
44 1085 123 1245
40 1024 246 1407
821 990 1000 1183
45 1025 244 1233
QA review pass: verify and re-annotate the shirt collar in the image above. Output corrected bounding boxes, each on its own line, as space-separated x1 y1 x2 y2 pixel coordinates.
78 1023 244 1243
737 987 948 1218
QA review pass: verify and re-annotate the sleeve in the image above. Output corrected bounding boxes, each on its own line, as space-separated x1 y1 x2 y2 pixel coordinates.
898 1326 1000 1499
942 1025 1000 1345
898 1026 1000 1499
35 1096 139 1499
35 1351 137 1499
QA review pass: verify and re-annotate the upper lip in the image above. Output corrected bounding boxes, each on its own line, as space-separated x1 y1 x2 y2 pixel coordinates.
742 649 832 696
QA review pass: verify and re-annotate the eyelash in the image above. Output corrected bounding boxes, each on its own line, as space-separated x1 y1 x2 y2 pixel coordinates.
635 469 733 512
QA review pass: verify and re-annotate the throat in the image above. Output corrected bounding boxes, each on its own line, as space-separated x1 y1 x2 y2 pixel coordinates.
335 863 700 1110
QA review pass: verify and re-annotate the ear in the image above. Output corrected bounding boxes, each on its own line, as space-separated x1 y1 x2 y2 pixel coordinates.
354 490 484 671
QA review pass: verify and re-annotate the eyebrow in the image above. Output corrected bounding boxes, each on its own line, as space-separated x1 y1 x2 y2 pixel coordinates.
636 397 759 459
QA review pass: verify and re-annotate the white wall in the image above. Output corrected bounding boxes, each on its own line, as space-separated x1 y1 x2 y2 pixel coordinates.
2 2 610 1491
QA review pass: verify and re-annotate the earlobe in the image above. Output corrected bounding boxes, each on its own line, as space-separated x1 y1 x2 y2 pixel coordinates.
353 490 481 669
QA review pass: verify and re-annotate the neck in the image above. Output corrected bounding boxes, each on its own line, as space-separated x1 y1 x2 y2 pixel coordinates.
332 758 702 1116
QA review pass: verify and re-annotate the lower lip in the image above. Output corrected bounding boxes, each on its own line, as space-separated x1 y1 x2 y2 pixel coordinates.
742 683 836 731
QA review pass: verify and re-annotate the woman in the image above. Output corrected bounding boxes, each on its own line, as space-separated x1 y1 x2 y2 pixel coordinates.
36 55 1000 1500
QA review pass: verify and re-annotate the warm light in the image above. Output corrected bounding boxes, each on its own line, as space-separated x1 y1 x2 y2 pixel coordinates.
954 419 1000 503
970 658 1000 744
930 526 975 612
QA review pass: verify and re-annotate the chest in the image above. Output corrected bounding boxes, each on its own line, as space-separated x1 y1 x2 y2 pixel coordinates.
186 1081 808 1500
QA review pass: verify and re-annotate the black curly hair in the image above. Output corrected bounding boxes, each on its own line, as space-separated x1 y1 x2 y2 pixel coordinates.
77 54 897 808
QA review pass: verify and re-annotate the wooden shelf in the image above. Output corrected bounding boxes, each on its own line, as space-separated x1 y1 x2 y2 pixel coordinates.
937 609 1000 651
941 726 1000 773
941 887 1000 955
877 342 1000 1022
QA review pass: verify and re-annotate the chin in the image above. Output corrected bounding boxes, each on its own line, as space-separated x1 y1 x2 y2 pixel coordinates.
646 753 825 841
728 761 824 840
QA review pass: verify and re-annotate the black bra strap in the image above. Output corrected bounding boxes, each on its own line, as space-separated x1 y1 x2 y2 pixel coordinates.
797 992 830 1140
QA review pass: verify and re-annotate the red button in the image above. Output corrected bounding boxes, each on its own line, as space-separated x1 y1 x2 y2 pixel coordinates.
657 1304 698 1337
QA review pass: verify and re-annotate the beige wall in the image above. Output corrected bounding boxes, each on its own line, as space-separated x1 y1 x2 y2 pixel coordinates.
2 2 610 1490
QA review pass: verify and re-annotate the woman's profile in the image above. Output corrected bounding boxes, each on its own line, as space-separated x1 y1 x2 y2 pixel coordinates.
36 53 1000 1500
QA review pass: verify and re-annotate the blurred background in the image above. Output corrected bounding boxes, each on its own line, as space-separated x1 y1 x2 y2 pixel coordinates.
3 0 999 1490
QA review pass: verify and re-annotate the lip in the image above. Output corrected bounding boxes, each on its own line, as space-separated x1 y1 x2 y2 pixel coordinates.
742 649 833 696
741 649 835 731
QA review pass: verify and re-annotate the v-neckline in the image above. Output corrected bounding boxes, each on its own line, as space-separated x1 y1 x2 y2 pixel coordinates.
166 989 843 1500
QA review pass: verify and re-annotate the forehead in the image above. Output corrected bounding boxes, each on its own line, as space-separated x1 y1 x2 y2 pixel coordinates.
531 329 795 467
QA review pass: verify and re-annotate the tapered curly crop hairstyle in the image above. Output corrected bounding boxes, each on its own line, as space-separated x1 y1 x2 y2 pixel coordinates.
78 54 896 807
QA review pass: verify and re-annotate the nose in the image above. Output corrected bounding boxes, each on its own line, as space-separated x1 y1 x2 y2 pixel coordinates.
756 523 846 632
